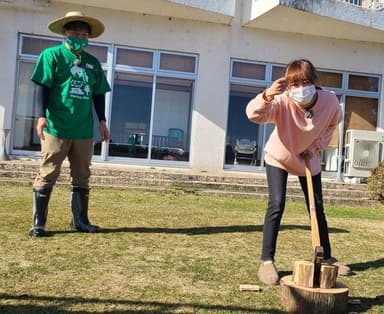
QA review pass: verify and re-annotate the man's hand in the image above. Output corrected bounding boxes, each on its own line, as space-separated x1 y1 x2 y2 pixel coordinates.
99 120 110 142
36 117 48 140
264 77 287 101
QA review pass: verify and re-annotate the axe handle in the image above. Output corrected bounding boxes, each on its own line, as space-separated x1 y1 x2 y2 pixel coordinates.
304 158 321 250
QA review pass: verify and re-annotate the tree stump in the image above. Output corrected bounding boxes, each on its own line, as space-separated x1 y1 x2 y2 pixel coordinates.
281 275 348 314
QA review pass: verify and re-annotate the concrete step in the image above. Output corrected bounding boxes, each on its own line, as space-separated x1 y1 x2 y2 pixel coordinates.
0 159 373 207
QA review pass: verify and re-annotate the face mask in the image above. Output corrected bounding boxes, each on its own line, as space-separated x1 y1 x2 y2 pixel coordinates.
66 36 88 51
288 84 316 106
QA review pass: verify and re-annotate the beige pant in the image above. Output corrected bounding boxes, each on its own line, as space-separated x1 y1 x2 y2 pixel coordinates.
33 133 94 189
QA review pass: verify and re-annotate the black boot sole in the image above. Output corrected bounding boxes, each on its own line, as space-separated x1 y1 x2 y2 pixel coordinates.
29 228 46 237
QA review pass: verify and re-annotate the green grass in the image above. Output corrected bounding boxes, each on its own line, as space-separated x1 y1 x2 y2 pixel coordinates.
1 183 383 313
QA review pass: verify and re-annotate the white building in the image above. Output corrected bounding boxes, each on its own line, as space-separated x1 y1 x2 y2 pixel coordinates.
0 0 383 177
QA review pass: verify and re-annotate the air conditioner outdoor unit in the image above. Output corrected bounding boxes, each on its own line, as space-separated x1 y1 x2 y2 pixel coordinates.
344 129 384 177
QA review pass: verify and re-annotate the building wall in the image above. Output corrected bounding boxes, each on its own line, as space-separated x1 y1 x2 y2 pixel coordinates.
1 1 383 172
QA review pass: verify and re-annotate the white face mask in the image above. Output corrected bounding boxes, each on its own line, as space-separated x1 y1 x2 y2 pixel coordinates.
288 84 316 106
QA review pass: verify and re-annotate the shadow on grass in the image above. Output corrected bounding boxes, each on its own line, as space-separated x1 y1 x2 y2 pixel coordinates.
94 224 348 235
40 225 348 237
349 257 384 272
0 293 285 314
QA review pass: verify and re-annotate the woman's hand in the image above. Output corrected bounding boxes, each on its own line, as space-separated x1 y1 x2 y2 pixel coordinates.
264 77 287 101
300 149 313 160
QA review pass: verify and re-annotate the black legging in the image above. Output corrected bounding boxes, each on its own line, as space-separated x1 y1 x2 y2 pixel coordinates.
261 163 331 261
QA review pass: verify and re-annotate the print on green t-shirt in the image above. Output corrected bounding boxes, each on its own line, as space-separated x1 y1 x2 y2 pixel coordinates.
31 43 111 139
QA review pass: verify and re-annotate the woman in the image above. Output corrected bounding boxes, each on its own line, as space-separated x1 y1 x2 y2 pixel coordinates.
246 59 351 285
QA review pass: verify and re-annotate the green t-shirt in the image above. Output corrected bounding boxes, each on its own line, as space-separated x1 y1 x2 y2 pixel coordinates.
31 43 111 139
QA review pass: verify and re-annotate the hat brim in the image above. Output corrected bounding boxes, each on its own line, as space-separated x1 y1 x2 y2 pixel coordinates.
48 15 104 38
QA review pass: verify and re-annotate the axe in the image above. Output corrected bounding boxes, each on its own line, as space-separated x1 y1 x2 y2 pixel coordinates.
304 157 324 288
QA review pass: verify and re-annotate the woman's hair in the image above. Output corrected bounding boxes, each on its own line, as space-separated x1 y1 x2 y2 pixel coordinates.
284 59 317 86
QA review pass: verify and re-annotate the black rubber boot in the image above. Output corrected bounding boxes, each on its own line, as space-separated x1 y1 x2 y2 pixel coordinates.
29 188 52 237
70 186 99 233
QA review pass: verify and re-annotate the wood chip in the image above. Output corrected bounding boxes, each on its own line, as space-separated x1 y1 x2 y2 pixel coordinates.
239 284 261 292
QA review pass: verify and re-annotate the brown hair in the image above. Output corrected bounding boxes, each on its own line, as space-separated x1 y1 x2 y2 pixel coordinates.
284 59 317 87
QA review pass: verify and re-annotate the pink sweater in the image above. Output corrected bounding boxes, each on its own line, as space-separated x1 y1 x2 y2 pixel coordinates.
246 89 342 176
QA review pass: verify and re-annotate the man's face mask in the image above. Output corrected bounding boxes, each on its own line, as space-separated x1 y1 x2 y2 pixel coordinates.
288 84 316 106
66 36 88 51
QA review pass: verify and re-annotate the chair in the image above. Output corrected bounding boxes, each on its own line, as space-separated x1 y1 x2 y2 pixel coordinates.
234 138 257 165
168 128 184 149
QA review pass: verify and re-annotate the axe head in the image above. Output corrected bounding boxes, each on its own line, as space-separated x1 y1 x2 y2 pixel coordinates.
313 245 324 263
312 245 324 287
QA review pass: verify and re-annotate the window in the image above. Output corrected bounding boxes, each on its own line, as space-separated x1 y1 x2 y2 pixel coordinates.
116 48 153 68
85 45 109 63
151 77 193 161
226 59 279 168
159 52 196 73
344 96 378 132
13 62 40 151
14 36 62 152
226 84 263 166
107 46 197 162
108 73 153 158
317 71 343 89
348 74 379 92
232 61 265 80
20 36 61 56
272 65 285 81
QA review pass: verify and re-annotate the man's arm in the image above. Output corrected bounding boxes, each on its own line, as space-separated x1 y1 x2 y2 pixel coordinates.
34 83 50 140
93 94 109 142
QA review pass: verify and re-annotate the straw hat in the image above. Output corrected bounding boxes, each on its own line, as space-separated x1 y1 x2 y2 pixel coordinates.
48 11 104 38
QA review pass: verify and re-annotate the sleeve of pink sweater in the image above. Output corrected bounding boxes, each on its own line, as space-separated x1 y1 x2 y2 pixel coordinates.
246 89 342 176
245 92 280 124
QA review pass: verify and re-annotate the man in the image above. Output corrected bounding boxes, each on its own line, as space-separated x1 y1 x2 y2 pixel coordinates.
29 11 110 237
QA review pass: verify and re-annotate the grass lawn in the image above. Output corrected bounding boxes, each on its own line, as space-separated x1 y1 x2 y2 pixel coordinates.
1 182 383 313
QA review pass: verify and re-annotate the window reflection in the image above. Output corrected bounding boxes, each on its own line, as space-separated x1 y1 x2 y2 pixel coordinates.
272 65 285 81
21 36 60 55
232 61 265 80
225 84 264 166
348 75 379 92
108 73 153 158
13 62 40 151
85 44 108 63
151 77 193 161
317 71 343 88
116 48 153 68
159 53 196 73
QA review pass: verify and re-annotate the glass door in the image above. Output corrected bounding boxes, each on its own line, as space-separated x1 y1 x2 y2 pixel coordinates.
108 72 153 159
151 77 193 162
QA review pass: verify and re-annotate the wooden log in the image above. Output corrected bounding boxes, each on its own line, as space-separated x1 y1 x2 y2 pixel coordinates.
320 264 338 289
292 260 315 288
281 275 348 314
239 284 261 292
